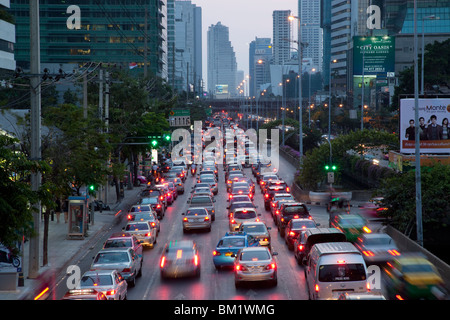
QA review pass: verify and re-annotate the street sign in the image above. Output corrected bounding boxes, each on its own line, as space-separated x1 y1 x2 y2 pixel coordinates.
327 172 335 184
169 116 191 127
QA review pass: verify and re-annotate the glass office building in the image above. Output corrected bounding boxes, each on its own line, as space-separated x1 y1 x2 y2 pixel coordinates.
10 0 167 78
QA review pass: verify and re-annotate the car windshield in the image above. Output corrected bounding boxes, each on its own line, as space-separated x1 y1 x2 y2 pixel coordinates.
241 224 266 233
133 213 155 221
232 187 250 194
125 223 149 231
263 175 278 181
274 195 293 201
186 208 207 216
142 197 158 204
402 264 435 273
292 220 316 229
80 275 113 286
104 239 132 248
201 178 215 183
218 237 246 248
284 205 307 215
234 210 257 219
130 206 150 212
240 250 270 261
191 196 212 203
318 264 367 282
94 252 129 264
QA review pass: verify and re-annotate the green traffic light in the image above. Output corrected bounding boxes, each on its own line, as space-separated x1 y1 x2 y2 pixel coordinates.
325 165 330 170
164 134 171 141
332 165 337 171
151 140 158 147
89 185 95 191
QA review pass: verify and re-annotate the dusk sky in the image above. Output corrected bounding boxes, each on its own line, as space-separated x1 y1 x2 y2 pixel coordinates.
192 0 299 81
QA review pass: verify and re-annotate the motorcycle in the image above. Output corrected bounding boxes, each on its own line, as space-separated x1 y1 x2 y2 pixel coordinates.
191 167 197 176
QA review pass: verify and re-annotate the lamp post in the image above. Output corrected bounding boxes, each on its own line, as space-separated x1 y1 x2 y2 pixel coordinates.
289 15 303 161
329 59 337 141
414 0 423 247
421 15 439 94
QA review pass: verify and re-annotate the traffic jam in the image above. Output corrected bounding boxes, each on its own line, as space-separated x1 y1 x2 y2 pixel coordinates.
63 112 446 300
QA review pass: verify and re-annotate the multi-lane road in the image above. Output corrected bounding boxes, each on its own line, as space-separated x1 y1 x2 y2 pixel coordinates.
52 153 383 301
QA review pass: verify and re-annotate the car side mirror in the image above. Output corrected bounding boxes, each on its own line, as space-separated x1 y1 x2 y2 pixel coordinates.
267 227 272 230
181 212 185 215
316 223 321 226
257 213 261 216
186 200 191 204
272 252 278 256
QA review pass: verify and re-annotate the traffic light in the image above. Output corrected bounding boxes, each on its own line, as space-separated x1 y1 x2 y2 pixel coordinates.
151 139 158 147
324 164 337 171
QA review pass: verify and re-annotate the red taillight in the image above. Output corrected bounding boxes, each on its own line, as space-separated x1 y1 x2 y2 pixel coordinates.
363 250 375 257
127 214 132 220
122 268 131 273
289 231 296 236
249 193 253 198
183 217 188 222
265 194 269 198
272 203 276 207
157 204 161 208
146 232 151 237
106 289 116 296
298 244 304 251
204 216 210 221
236 265 247 271
388 250 401 256
194 254 199 266
231 219 236 224
315 284 320 292
286 187 290 192
151 222 156 227
363 226 372 233
275 210 279 215
213 250 221 256
229 194 233 199
227 180 232 184
160 257 166 268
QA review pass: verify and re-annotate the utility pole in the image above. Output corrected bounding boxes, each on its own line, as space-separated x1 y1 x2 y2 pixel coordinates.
104 71 110 206
98 68 104 202
83 73 88 118
144 8 148 78
28 0 41 279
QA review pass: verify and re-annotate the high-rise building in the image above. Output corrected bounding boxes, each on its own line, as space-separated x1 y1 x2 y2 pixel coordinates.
9 0 168 79
249 37 272 97
0 0 15 73
299 0 323 72
207 22 237 98
273 10 292 65
167 0 202 93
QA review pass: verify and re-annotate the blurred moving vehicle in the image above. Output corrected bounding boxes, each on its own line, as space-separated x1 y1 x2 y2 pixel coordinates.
160 240 201 279
354 233 400 265
234 247 278 288
62 289 107 300
78 270 127 300
329 214 371 242
383 254 446 300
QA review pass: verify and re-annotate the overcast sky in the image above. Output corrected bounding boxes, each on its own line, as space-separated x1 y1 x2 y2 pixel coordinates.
192 0 299 82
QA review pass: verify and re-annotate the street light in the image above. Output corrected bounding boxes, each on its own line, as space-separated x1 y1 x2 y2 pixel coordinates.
421 15 439 94
289 15 303 161
329 59 337 141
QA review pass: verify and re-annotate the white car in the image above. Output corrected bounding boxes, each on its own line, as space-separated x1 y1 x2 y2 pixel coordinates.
234 246 278 288
229 208 261 231
78 270 128 300
123 221 157 248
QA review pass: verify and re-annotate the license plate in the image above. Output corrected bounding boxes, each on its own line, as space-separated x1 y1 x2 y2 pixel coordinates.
225 252 233 256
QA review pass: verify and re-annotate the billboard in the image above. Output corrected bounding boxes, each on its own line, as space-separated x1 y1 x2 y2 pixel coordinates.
400 98 450 154
353 36 395 76
215 85 229 94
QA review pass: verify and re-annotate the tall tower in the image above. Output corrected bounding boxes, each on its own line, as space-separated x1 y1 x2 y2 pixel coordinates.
299 0 323 72
273 10 292 65
207 22 237 98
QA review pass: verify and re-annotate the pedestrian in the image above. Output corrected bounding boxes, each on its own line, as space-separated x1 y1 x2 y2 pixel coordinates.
55 198 61 223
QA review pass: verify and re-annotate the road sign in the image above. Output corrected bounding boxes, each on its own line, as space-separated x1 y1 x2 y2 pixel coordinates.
327 172 335 184
169 116 191 127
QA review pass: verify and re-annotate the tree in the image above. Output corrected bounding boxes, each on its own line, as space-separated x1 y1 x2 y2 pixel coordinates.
0 135 52 249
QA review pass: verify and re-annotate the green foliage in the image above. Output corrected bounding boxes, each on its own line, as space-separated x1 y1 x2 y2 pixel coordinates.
377 163 450 237
296 129 398 190
0 135 52 247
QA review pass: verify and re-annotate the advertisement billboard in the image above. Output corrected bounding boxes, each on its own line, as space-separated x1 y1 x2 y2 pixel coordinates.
353 36 395 76
400 98 450 154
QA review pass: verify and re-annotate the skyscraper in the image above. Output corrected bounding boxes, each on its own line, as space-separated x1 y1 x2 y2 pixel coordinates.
0 0 15 73
207 22 237 98
273 10 292 65
249 37 272 97
167 0 202 93
299 0 323 71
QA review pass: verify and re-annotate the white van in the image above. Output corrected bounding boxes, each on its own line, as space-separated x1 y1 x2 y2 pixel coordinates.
305 242 368 300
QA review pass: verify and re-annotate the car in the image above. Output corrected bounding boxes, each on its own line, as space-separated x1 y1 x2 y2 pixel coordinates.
284 218 319 250
229 185 253 201
258 173 279 189
182 207 212 233
229 180 252 194
165 181 178 200
270 193 295 215
383 254 445 300
187 194 216 221
227 201 257 217
354 233 400 265
78 270 128 300
197 176 218 195
229 208 261 231
155 184 171 206
294 228 347 265
234 246 278 288
238 221 272 249
329 214 371 242
262 179 289 195
62 289 107 300
103 232 143 259
255 163 276 183
127 204 153 219
136 175 148 186
263 185 289 210
275 202 312 237
140 196 165 219
192 182 212 192
160 240 201 279
191 187 214 198
228 194 253 206
167 177 184 194
91 248 142 287
129 211 161 235
213 232 258 269
123 221 157 248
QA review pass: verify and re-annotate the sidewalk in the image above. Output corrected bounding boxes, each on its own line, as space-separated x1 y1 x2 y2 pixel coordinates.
0 184 143 300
